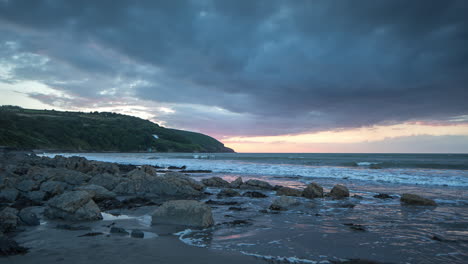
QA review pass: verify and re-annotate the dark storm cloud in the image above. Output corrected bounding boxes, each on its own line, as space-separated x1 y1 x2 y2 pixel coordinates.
0 0 467 136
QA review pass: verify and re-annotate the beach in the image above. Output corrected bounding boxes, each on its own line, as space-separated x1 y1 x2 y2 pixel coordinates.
1 151 467 263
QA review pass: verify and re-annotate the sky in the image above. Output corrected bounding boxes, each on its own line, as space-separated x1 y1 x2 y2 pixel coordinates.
0 0 468 153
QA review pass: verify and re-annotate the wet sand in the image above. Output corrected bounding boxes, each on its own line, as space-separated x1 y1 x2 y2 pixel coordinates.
4 207 266 264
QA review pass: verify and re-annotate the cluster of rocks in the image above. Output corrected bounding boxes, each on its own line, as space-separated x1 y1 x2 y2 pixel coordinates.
0 151 438 256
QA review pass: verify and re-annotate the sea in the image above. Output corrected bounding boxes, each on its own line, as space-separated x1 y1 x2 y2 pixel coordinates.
45 152 468 263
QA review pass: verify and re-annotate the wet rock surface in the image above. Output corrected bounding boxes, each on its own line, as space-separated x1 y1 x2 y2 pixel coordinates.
400 193 437 206
152 200 214 228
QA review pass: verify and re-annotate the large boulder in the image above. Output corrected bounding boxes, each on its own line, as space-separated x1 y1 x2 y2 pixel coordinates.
0 188 19 202
15 180 39 192
89 173 121 191
302 182 324 198
141 165 158 176
53 155 94 173
89 161 120 175
276 187 302 197
229 177 243 188
241 179 274 190
24 190 46 202
400 194 437 206
44 191 102 221
29 167 91 186
0 207 19 233
201 177 230 188
330 185 350 199
40 181 67 198
152 200 214 228
18 207 40 226
270 196 300 211
75 184 116 201
115 171 204 197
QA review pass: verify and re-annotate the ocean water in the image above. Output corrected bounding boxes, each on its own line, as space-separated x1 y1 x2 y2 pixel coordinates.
45 152 468 263
49 152 468 187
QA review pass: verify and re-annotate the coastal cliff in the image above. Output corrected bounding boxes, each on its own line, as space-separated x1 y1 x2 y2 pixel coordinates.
0 106 234 153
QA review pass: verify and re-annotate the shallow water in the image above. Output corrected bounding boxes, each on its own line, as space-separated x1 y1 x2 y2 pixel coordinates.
40 152 468 263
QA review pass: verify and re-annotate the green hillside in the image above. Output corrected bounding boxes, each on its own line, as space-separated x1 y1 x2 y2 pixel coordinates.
0 105 234 153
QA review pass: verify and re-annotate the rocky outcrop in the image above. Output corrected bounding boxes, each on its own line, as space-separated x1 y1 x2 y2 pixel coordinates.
75 184 116 201
330 185 350 199
114 170 204 197
276 187 302 197
302 182 324 198
89 173 121 191
270 196 300 211
0 188 19 202
242 191 267 198
201 177 230 188
400 194 437 206
44 191 102 221
40 181 67 198
229 177 243 188
152 200 214 228
241 179 274 190
0 207 18 233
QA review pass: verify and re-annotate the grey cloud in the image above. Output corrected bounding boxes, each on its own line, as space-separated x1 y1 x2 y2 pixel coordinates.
0 0 467 136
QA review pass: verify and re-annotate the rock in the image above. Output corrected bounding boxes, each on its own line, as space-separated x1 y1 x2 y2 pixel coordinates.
141 165 158 176
0 207 19 233
229 177 243 188
338 203 356 208
241 179 274 190
373 193 394 199
270 196 299 211
147 175 204 197
75 184 116 201
78 232 103 237
242 191 267 198
25 190 46 202
40 181 67 198
180 170 212 173
59 170 92 186
89 161 120 175
117 164 137 173
18 207 40 226
115 171 204 197
45 191 103 221
11 197 42 210
16 180 39 192
55 224 91 231
201 177 230 188
302 182 324 198
276 187 302 197
168 165 186 170
0 188 19 202
344 223 366 232
400 193 437 206
89 173 121 191
217 189 240 198
0 236 28 256
131 229 144 238
228 207 246 211
110 227 129 235
152 200 214 228
330 185 350 199
205 200 239 206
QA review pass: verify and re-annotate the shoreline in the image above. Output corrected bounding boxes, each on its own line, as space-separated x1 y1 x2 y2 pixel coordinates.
1 151 467 263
